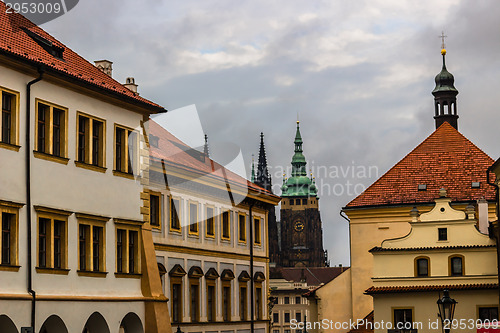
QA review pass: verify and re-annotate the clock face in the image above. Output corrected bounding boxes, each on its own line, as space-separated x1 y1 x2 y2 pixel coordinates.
294 221 304 232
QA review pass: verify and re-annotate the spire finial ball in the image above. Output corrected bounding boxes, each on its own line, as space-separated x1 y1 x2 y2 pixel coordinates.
441 48 446 55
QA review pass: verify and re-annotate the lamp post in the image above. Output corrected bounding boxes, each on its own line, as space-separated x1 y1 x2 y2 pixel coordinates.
437 289 457 333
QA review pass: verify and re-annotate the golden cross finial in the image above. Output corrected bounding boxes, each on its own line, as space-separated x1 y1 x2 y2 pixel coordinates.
439 31 447 50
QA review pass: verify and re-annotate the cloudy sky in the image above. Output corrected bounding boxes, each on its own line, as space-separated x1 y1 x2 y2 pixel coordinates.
43 0 500 265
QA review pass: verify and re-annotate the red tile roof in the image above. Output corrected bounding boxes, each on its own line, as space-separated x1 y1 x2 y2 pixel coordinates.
346 122 495 208
369 244 496 252
0 3 164 112
149 120 279 199
270 266 348 286
365 283 498 295
348 311 374 333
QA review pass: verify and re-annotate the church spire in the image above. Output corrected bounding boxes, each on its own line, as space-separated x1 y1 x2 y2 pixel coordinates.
291 121 307 177
432 33 459 130
255 132 272 192
250 154 256 183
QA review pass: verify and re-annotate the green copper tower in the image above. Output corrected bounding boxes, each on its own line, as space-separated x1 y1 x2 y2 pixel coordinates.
281 121 318 198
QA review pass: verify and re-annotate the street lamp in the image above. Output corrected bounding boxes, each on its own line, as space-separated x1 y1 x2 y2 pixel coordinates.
437 289 457 333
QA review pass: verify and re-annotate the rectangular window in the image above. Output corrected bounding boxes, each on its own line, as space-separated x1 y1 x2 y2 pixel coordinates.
36 212 68 270
295 296 301 305
254 218 261 245
171 282 182 323
284 312 290 323
273 312 279 324
114 124 137 174
206 207 215 237
190 283 199 322
92 226 102 271
438 228 447 241
296 312 301 322
76 113 105 167
207 284 216 322
450 256 463 276
416 258 429 277
240 285 247 320
1 89 18 145
115 227 140 275
35 100 67 158
189 203 198 235
170 198 181 231
239 214 246 242
284 296 290 304
394 309 413 327
256 286 262 320
223 285 231 321
479 307 499 321
222 211 230 240
78 217 106 273
150 194 161 228
1 213 15 265
79 224 89 271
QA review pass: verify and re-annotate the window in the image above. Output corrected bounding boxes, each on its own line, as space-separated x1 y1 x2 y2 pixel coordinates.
415 257 429 277
223 284 231 321
393 308 413 327
284 296 290 304
239 214 246 242
169 264 186 323
302 199 307 205
207 283 216 322
76 113 105 168
170 198 181 231
149 193 161 228
284 312 290 323
189 202 199 235
438 228 447 241
240 284 247 320
206 207 215 237
479 307 499 321
254 218 261 245
295 199 300 205
114 124 137 175
36 208 69 272
77 214 107 274
35 100 67 159
273 313 279 324
1 88 19 147
290 199 294 205
190 283 199 322
255 286 262 320
0 202 21 268
450 255 464 276
296 312 301 322
115 224 140 275
222 211 230 240
295 296 301 305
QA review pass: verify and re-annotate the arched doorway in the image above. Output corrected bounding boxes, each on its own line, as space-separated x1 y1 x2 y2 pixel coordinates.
39 315 68 333
119 313 143 333
82 312 110 333
0 315 18 333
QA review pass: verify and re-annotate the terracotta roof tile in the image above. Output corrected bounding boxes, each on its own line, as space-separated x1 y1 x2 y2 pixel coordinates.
346 122 495 208
365 283 498 295
149 120 278 197
369 244 496 252
0 3 164 111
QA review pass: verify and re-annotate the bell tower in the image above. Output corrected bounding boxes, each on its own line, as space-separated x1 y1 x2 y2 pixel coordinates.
432 33 459 130
279 121 327 267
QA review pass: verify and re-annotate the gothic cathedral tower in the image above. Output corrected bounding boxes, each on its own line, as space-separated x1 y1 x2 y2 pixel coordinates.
280 121 327 267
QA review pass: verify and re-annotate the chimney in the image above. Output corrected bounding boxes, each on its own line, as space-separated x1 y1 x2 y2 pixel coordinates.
477 198 489 234
94 60 113 77
124 77 139 95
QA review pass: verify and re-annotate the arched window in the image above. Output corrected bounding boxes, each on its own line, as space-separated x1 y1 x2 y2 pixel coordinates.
414 257 430 277
449 255 464 276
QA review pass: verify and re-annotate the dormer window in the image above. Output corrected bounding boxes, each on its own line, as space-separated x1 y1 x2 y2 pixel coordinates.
471 182 480 188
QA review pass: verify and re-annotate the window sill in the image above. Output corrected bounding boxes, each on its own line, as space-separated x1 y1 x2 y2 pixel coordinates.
33 151 69 165
77 270 108 278
0 142 20 152
36 267 70 275
113 170 135 180
221 237 231 242
169 228 182 234
115 272 142 279
205 234 216 239
0 264 21 272
75 161 107 173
